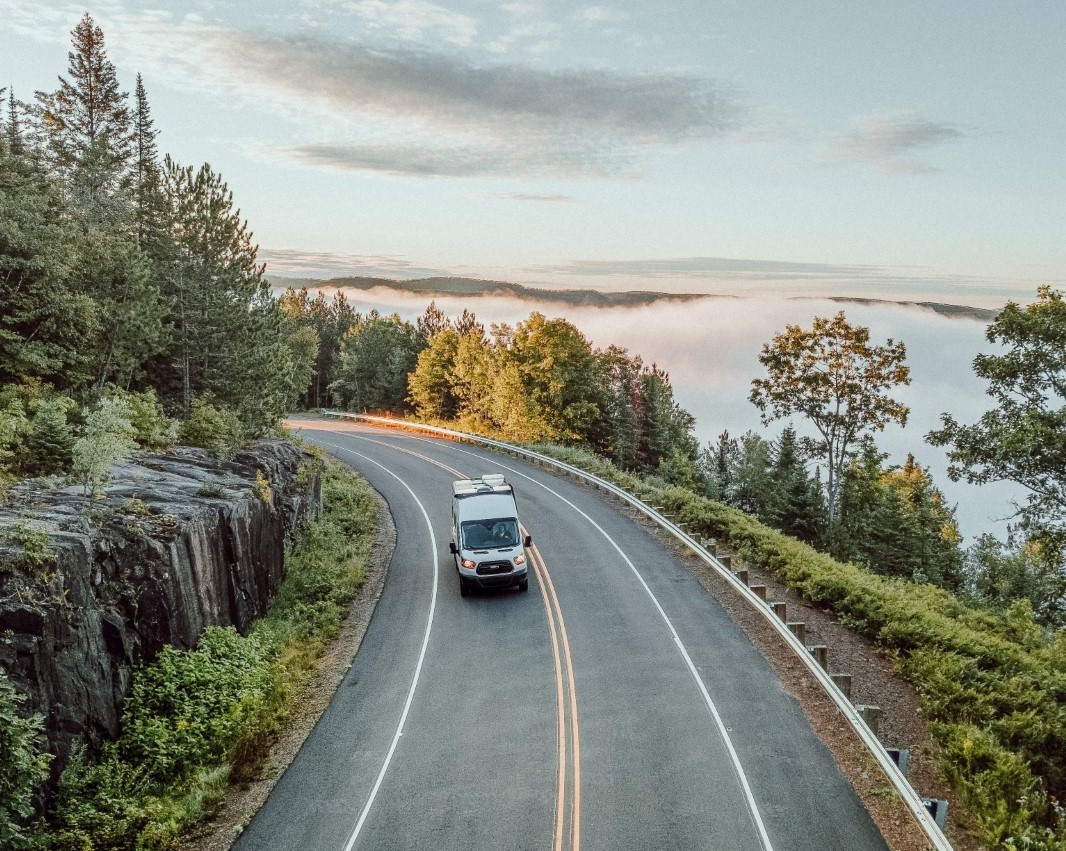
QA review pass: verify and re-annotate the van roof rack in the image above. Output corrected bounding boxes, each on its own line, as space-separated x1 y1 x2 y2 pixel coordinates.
452 474 512 497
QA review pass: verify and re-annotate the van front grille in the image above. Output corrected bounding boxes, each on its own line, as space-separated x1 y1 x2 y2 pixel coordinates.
476 561 512 575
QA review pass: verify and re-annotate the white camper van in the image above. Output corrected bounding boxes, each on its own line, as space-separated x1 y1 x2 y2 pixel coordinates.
449 474 531 596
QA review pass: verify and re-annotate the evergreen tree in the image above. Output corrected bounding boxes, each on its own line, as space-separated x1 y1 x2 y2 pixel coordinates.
766 427 827 545
25 397 75 476
830 445 885 565
455 308 485 340
132 73 164 249
638 365 697 470
0 142 99 388
701 430 739 501
598 345 643 468
70 229 168 390
4 88 25 154
155 157 271 419
33 14 133 223
416 300 451 340
729 431 773 516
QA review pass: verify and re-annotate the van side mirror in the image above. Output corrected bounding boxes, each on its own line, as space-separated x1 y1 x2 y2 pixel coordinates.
523 535 532 548
449 542 458 555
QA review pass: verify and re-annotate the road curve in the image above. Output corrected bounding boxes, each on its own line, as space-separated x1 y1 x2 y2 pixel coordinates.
234 417 890 851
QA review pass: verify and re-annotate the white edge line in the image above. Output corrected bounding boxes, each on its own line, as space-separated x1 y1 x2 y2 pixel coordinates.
318 413 954 851
305 435 440 851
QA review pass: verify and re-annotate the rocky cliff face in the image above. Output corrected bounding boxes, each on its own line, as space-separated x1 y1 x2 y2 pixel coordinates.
0 439 320 767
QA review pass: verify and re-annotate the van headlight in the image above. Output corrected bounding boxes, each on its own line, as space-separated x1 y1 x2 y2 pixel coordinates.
513 554 526 566
461 559 475 569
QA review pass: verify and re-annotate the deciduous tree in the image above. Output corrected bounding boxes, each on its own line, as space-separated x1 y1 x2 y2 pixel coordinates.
750 311 910 522
929 286 1066 542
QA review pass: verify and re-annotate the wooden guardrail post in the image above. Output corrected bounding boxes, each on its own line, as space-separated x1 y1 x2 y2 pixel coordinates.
830 673 852 700
807 645 828 670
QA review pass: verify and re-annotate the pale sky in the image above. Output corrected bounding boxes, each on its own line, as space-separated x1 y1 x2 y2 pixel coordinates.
3 1 1064 305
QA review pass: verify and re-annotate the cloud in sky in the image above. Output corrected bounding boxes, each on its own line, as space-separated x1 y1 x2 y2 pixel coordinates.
530 256 885 280
288 140 625 178
342 0 478 47
831 113 964 173
259 247 448 279
489 192 578 202
573 5 631 26
203 31 739 177
224 36 737 140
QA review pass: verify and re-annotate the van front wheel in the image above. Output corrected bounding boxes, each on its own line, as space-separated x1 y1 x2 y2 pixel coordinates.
517 578 529 592
460 577 472 597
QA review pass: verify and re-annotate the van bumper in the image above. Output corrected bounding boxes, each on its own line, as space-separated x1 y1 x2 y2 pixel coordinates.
463 566 527 588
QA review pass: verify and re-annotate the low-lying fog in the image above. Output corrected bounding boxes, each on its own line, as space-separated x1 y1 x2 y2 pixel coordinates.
321 286 1024 543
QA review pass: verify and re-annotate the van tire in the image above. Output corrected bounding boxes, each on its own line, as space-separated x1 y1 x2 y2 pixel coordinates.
459 577 471 597
517 578 529 592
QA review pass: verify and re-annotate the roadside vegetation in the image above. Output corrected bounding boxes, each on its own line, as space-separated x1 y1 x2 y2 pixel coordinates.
0 456 377 849
524 442 1065 850
302 295 1065 848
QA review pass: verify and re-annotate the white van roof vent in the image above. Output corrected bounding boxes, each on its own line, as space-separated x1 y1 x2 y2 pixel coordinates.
452 474 513 496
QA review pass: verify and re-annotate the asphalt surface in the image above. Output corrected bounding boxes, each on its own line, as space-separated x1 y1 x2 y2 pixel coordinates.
234 418 891 851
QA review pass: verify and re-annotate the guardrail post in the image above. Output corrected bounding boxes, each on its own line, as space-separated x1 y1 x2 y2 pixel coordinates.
750 584 767 601
830 673 852 700
732 568 749 585
807 645 828 670
787 622 805 644
856 705 881 737
719 555 732 570
922 799 949 831
770 601 787 621
887 747 910 779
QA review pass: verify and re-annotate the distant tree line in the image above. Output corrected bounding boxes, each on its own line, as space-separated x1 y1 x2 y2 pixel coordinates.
284 297 699 475
0 15 315 490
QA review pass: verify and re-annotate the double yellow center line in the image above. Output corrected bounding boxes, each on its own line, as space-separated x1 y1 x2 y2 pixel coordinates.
349 431 582 851
526 538 582 851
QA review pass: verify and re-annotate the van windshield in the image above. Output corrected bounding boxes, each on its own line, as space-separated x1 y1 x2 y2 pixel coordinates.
461 518 520 550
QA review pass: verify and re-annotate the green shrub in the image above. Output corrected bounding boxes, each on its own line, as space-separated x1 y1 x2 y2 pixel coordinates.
0 671 51 850
119 627 279 783
73 397 137 495
2 522 54 575
180 398 244 459
104 387 179 451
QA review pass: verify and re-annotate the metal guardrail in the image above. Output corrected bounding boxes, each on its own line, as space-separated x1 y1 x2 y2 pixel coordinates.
321 411 954 851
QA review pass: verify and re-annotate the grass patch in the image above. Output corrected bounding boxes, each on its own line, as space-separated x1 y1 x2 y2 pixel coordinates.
39 458 377 850
526 441 1066 851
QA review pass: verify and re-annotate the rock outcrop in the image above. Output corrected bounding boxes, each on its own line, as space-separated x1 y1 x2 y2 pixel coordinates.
0 439 320 768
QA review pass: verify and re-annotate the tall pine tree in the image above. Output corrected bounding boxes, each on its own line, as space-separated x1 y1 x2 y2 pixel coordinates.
33 13 133 225
132 73 164 248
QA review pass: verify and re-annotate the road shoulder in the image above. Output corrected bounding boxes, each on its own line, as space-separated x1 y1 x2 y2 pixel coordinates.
181 481 397 851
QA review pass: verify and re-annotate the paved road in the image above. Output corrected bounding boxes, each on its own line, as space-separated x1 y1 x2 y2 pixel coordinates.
235 418 890 851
